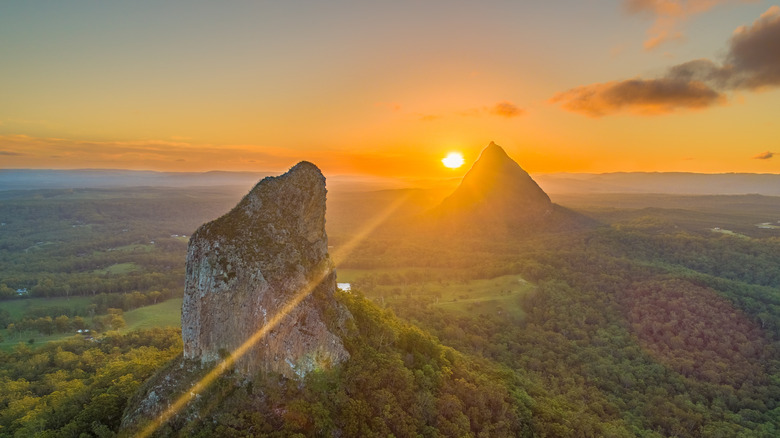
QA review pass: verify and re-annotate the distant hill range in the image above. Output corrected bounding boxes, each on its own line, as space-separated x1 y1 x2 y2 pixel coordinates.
535 172 780 196
0 169 398 193
0 169 270 190
2 167 780 196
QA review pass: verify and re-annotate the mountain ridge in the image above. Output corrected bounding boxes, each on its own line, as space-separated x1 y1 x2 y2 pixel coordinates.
3 168 780 195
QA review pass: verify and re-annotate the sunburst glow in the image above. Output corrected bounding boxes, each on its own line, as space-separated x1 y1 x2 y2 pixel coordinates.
442 152 465 169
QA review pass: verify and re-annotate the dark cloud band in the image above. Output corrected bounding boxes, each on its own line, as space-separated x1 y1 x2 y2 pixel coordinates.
753 151 774 160
553 6 780 117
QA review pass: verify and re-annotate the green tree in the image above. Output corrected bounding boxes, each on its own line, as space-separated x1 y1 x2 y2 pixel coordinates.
147 290 162 304
54 315 71 333
72 316 87 331
35 316 54 335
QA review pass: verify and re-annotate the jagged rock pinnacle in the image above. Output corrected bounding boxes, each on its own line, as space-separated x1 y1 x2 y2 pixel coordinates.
181 161 350 379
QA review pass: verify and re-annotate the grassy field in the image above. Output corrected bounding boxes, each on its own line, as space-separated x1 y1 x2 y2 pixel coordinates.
335 267 470 285
122 298 182 332
429 275 532 317
0 298 183 351
339 268 534 319
1 296 92 351
0 269 534 350
0 332 82 351
1 296 93 321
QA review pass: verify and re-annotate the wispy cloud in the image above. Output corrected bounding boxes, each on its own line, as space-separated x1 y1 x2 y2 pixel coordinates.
0 134 425 175
553 6 780 117
624 0 756 50
489 101 524 118
753 151 774 160
0 135 293 170
421 101 525 121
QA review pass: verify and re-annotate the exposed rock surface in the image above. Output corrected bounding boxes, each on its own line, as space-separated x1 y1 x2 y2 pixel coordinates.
182 161 349 379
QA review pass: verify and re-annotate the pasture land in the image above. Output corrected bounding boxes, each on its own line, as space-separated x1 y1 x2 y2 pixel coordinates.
339 268 533 319
122 298 182 332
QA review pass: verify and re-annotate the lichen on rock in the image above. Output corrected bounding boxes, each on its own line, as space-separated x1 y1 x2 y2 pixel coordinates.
181 161 350 379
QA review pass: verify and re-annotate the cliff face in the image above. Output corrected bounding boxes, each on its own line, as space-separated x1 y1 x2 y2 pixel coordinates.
182 161 349 379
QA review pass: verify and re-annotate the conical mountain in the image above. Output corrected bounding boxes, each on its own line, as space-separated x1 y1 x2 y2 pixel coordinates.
435 142 553 222
428 142 593 237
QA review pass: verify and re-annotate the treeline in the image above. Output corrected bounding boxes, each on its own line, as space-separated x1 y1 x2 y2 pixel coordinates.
593 221 780 288
0 328 182 437
336 214 780 435
1 289 175 342
586 222 780 334
1 270 182 300
0 188 237 300
383 230 780 437
5 308 127 341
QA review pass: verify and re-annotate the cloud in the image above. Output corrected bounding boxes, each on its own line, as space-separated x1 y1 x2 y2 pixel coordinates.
553 7 780 117
419 101 525 121
490 101 524 118
624 0 755 50
551 77 724 116
0 134 292 170
643 30 684 50
753 151 774 160
725 5 780 89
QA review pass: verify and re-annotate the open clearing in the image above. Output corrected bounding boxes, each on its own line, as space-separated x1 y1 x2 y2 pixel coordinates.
1 296 93 321
0 332 80 351
122 298 182 332
0 298 182 351
340 269 534 319
1 271 532 350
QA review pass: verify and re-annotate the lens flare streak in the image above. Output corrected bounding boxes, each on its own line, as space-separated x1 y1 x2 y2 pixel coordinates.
137 191 411 438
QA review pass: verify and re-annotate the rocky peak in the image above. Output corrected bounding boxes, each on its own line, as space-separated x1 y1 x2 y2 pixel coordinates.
434 142 553 224
181 161 350 379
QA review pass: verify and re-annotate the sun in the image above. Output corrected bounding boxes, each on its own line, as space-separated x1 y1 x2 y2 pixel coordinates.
442 152 465 169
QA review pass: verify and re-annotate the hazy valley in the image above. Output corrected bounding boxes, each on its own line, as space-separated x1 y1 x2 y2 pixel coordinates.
2 151 780 437
5 1 780 435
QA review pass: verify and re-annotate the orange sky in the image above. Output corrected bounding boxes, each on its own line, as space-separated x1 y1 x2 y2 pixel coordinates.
1 1 779 178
